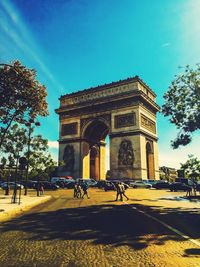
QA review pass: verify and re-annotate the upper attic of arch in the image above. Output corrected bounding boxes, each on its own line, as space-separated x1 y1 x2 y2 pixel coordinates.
56 76 159 112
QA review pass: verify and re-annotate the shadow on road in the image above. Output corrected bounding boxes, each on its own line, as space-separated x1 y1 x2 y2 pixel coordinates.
1 203 197 251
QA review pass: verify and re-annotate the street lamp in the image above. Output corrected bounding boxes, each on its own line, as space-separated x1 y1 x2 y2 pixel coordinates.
24 119 40 196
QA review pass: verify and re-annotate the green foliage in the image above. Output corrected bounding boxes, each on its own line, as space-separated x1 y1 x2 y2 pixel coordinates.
0 60 49 148
162 64 200 148
180 155 200 181
0 124 57 180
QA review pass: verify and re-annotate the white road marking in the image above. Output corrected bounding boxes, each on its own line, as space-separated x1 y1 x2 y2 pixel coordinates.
123 200 200 247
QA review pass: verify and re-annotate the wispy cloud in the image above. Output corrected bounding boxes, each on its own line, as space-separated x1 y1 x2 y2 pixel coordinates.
0 0 64 94
48 141 59 149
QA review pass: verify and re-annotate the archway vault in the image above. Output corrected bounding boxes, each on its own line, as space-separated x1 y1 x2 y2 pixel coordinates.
56 76 160 180
82 119 109 180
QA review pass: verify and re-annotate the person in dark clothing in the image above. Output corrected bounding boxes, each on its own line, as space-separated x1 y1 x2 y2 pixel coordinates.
115 182 122 201
120 182 129 201
74 182 82 198
81 182 90 199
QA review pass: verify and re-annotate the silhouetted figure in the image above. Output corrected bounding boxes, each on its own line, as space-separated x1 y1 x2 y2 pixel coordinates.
120 182 129 201
81 182 90 199
74 183 82 198
115 182 122 201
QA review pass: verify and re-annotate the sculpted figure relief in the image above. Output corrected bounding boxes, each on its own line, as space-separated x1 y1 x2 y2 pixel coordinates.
63 145 75 171
118 140 134 166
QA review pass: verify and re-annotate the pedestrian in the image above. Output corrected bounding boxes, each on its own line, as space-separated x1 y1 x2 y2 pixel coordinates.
186 186 192 197
81 182 90 199
40 183 44 195
115 182 122 201
120 182 129 201
74 182 82 198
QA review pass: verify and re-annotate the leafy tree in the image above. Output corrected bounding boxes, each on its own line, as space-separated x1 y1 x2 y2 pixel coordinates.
0 60 48 148
180 154 200 181
162 64 200 148
27 134 56 180
1 124 56 180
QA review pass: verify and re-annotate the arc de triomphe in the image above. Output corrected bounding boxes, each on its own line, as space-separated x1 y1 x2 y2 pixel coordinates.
55 76 160 180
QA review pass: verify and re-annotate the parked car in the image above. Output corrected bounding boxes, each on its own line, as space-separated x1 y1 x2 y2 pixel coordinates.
169 182 191 192
33 181 59 190
18 180 37 189
196 183 200 192
130 181 152 189
96 180 107 189
1 182 24 190
104 181 116 191
146 180 158 186
85 179 98 187
51 177 72 184
153 181 171 189
65 180 76 189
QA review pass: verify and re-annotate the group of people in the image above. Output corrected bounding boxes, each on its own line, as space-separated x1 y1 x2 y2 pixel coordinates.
73 180 129 201
74 181 90 199
115 182 129 201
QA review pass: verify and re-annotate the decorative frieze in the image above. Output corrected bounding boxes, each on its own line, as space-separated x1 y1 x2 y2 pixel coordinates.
61 122 78 136
141 114 156 134
114 113 136 128
61 83 138 106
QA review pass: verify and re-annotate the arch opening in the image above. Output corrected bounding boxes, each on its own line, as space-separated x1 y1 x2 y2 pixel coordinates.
82 120 109 180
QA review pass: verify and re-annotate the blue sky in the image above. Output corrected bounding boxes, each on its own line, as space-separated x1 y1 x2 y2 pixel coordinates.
0 0 200 168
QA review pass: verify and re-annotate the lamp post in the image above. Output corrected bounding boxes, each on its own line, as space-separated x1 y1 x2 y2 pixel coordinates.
24 119 40 196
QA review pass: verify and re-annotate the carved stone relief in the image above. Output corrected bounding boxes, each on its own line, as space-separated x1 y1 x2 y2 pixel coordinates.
141 114 156 134
114 113 136 128
61 122 78 136
63 145 75 171
118 140 134 166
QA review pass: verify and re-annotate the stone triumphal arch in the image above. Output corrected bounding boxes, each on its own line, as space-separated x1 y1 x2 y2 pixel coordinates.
55 76 160 180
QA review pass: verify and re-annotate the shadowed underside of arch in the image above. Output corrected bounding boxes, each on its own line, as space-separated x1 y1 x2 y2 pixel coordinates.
82 120 109 180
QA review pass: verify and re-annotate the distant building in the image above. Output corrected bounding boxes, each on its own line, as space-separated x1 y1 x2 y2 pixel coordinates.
159 166 178 181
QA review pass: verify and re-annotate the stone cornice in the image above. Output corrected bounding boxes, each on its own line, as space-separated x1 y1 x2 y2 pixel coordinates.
56 77 159 112
60 76 156 99
56 90 160 116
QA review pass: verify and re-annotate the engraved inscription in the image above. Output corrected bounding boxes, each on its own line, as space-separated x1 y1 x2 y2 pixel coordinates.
141 114 156 133
61 122 78 136
115 113 136 128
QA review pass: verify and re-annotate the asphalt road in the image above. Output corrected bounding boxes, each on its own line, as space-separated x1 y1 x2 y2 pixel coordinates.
0 188 199 267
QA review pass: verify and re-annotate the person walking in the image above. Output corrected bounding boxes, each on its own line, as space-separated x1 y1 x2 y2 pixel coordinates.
81 182 90 199
74 182 82 198
40 183 44 196
115 182 123 201
120 182 129 201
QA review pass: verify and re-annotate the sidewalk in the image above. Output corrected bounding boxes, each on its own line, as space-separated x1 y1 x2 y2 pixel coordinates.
0 190 51 222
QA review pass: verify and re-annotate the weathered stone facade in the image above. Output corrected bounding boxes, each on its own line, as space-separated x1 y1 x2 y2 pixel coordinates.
55 76 160 180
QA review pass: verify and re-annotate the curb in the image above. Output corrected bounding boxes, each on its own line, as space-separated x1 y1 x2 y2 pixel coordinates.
0 195 52 222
